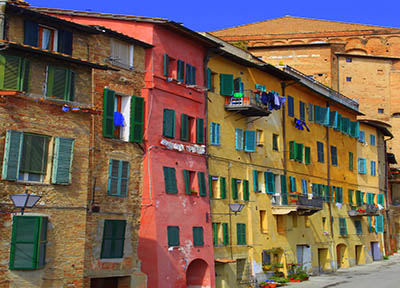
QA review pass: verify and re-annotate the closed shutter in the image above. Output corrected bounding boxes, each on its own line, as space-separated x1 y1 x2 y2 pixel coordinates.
235 129 243 150
359 131 365 143
212 223 217 246
46 66 73 100
163 54 169 77
371 161 376 176
331 146 337 166
356 190 362 206
24 20 39 46
167 226 179 246
215 123 220 145
314 105 320 123
244 130 256 152
243 180 249 201
290 176 296 193
2 130 23 181
220 74 234 96
57 29 73 55
308 103 313 121
299 101 305 121
183 170 191 195
193 227 204 246
181 114 189 141
52 137 74 184
130 96 144 143
196 118 204 144
163 109 175 138
355 220 362 235
288 96 294 117
349 152 353 171
339 218 347 235
210 122 215 145
296 143 303 162
329 111 338 128
0 54 22 90
163 167 177 194
177 60 185 82
220 177 226 199
370 134 376 146
20 133 49 175
237 224 246 245
376 215 384 233
317 142 324 163
103 88 115 138
335 113 342 131
324 186 330 202
266 172 275 194
107 160 129 197
207 68 212 90
209 175 213 197
348 189 353 205
101 220 126 258
301 179 307 195
253 170 259 192
305 146 311 164
289 141 296 160
377 194 384 206
120 161 130 196
222 223 229 245
198 172 206 197
280 175 288 205
232 178 238 200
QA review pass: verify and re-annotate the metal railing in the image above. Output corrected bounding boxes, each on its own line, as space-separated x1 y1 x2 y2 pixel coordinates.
225 89 268 110
297 195 323 209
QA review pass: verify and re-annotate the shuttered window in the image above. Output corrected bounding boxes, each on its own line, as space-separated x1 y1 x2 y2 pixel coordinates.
163 109 175 138
335 187 343 203
220 74 234 96
46 66 75 101
366 193 374 205
185 64 196 85
207 68 212 90
130 96 145 143
317 141 324 163
329 111 338 128
331 146 338 166
289 141 296 160
107 159 130 197
349 152 354 171
167 226 179 247
101 220 126 258
183 170 191 195
244 130 256 152
220 177 227 199
272 134 279 151
212 223 218 246
350 121 359 138
9 216 48 270
163 167 177 194
181 114 189 141
196 118 204 144
0 54 30 91
222 223 229 245
236 223 246 245
164 54 169 77
355 220 362 235
280 175 288 205
20 133 49 175
299 101 305 121
177 60 185 82
370 134 376 146
52 137 74 184
235 129 243 150
301 179 308 195
359 131 365 143
308 103 313 121
358 158 367 174
193 227 204 246
324 186 330 202
321 107 330 126
356 190 362 206
348 189 354 205
265 172 275 194
339 218 347 236
103 88 115 138
253 170 259 192
198 172 206 197
287 96 294 117
376 215 384 233
371 161 376 176
296 143 303 162
305 146 311 165
289 176 296 193
210 122 221 145
377 194 384 206
232 178 238 200
341 117 350 135
243 180 249 201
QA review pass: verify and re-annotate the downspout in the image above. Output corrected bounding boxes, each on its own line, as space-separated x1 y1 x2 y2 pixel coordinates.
0 0 7 41
281 82 287 178
384 135 393 254
336 55 340 93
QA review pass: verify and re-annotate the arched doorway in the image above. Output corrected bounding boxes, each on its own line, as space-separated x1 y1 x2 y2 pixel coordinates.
336 244 348 269
186 259 211 288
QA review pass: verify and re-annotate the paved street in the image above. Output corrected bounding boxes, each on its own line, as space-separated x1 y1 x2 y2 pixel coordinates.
286 253 400 288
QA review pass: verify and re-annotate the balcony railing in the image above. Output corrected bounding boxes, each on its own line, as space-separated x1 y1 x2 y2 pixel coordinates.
297 195 323 209
348 204 380 217
224 90 271 117
271 195 323 216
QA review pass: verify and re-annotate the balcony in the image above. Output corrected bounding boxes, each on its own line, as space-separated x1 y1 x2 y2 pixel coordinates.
224 90 271 117
271 195 323 216
348 204 381 217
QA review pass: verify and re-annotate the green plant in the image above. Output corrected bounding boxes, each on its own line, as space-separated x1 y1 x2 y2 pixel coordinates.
270 275 288 284
383 255 389 260
273 263 283 268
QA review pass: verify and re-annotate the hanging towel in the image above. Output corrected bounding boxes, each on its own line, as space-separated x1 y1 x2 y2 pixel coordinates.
336 203 342 209
114 111 125 127
274 94 280 107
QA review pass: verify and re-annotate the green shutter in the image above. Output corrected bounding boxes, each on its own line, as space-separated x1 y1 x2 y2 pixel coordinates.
244 130 256 152
356 190 362 206
163 109 175 138
46 66 72 100
280 175 288 205
51 137 74 185
348 189 353 205
243 180 249 201
376 215 384 233
253 170 259 192
349 152 353 171
305 146 311 164
207 68 212 90
163 54 169 77
296 143 303 162
130 96 144 143
212 223 217 246
196 118 204 144
103 88 115 138
181 114 189 141
232 178 238 200
378 194 384 206
198 172 206 197
20 133 49 175
220 74 234 96
193 227 204 246
222 223 229 245
163 167 177 194
119 161 130 197
101 220 126 258
177 60 185 82
2 130 23 181
220 177 226 199
167 226 180 246
0 54 23 90
209 175 213 197
183 169 191 195
289 141 295 160
265 172 275 194
290 176 296 193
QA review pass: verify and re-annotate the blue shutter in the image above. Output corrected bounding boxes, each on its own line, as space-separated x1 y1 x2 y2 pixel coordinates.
288 96 294 117
370 134 376 146
301 179 307 195
371 161 376 176
329 111 338 128
244 130 256 152
359 131 365 143
308 103 313 122
2 130 23 181
314 105 320 124
51 137 74 185
210 122 216 145
290 176 296 193
235 129 243 150
24 20 38 46
164 54 169 77
322 107 330 126
376 215 384 233
265 172 275 194
299 101 305 121
216 123 220 145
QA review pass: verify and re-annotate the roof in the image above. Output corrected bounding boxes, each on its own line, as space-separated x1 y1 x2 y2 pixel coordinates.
0 41 113 70
248 42 341 50
211 16 400 38
90 26 153 48
358 119 393 138
335 52 400 61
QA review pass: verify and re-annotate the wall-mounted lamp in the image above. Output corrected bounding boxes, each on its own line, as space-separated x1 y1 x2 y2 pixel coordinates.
228 203 245 215
9 190 41 215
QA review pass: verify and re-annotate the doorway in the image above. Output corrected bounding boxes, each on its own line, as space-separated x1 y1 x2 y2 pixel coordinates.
355 245 363 265
296 245 311 272
317 248 329 273
371 242 382 261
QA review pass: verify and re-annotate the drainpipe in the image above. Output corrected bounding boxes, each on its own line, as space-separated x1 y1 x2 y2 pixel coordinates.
281 82 287 178
0 0 7 40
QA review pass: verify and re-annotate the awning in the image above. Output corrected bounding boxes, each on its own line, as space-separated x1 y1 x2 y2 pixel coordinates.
215 258 236 264
271 206 297 215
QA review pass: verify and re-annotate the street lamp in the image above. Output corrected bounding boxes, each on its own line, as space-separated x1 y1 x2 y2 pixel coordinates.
228 203 245 215
9 190 41 215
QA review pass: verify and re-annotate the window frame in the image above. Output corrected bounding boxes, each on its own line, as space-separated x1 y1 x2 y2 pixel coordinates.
100 219 126 259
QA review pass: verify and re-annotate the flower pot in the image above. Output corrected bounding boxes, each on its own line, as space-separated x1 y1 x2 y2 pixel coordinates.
290 279 301 282
302 277 309 281
269 284 277 288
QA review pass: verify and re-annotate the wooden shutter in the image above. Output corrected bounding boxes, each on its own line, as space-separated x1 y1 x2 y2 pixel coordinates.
348 189 353 205
329 111 338 128
167 226 179 246
371 161 376 176
177 60 185 82
207 68 212 90
209 175 214 198
220 177 226 199
317 142 324 163
220 74 234 96
196 118 204 144
24 20 39 46
243 180 249 201
280 175 288 205
305 146 311 164
377 194 384 206
163 167 177 194
331 146 337 166
321 107 330 126
163 109 175 138
376 215 384 233
350 121 359 138
210 122 215 145
299 101 305 121
193 227 204 246
108 159 119 196
215 123 220 145
289 141 295 160
235 129 243 150
46 66 71 100
163 54 169 77
57 29 73 55
296 143 303 162
359 131 365 143
244 130 256 152
130 96 145 143
0 54 22 90
222 223 229 245
349 152 353 171
119 161 130 197
301 179 307 195
212 223 217 246
308 103 313 121
2 130 23 181
290 176 296 193
181 114 189 141
183 169 191 195
266 172 275 194
356 190 361 206
101 220 126 258
103 88 115 138
19 133 49 175
335 114 342 131
52 137 74 185
185 63 191 84
288 96 294 117
253 170 259 192
232 178 238 200
198 172 206 197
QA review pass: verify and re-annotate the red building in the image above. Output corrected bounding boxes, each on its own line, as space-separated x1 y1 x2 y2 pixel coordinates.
35 7 219 288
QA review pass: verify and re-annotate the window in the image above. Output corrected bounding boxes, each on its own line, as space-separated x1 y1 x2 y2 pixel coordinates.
272 134 279 151
2 131 74 184
177 60 185 82
46 66 75 101
185 64 196 85
349 152 353 171
339 218 347 236
305 146 311 164
331 146 338 166
289 176 296 193
366 193 375 205
289 141 303 162
220 73 234 96
317 141 324 163
235 128 243 150
244 130 256 152
377 194 384 206
207 68 215 91
0 54 30 91
210 122 221 145
262 250 271 266
167 226 179 247
301 179 308 195
253 170 260 193
108 160 130 197
237 223 246 245
101 220 126 258
163 167 177 194
265 172 275 194
308 103 313 122
378 108 384 114
287 96 294 117
371 161 377 176
346 58 352 63
354 220 362 235
243 179 249 201
110 39 134 69
335 187 343 203
370 134 376 146
162 109 175 138
183 170 206 197
220 177 227 199
9 216 48 270
234 77 244 95
24 20 73 55
346 77 352 82
260 210 268 233
359 131 365 143
196 118 204 145
193 227 204 246
299 101 305 121
256 130 264 146
324 186 331 202
356 190 363 206
329 111 338 128
222 223 229 245
102 88 144 142
232 178 240 200
348 189 354 205
212 223 220 246
358 158 367 174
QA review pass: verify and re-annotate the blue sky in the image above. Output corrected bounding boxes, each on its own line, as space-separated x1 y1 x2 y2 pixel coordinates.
28 0 399 32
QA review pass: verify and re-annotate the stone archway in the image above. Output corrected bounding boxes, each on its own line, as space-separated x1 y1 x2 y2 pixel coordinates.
186 258 211 288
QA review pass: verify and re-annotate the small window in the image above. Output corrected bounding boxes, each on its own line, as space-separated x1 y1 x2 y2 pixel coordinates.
193 226 204 246
346 58 352 63
256 129 264 146
210 122 221 145
317 141 324 163
108 159 130 197
355 220 362 235
370 134 376 146
101 220 126 258
110 38 134 69
378 108 384 114
331 146 338 166
339 218 347 236
39 25 57 50
184 170 206 197
167 226 179 247
236 223 246 245
46 66 75 101
272 134 279 151
346 77 352 82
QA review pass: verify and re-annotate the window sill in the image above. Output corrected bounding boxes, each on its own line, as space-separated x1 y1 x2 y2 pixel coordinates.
14 180 51 186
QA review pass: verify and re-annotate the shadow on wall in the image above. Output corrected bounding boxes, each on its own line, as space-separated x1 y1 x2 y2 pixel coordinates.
186 258 211 288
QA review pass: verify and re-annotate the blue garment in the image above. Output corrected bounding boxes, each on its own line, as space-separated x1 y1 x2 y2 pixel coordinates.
114 112 125 127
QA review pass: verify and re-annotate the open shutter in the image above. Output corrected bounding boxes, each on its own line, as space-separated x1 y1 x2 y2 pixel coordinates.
163 54 169 77
253 170 259 192
289 141 295 160
196 118 204 144
314 105 320 123
235 129 243 150
52 137 74 185
198 172 206 197
232 178 238 200
280 175 288 205
119 161 130 197
287 96 294 117
181 114 189 141
209 175 213 197
220 74 234 96
0 55 23 90
349 152 353 171
305 146 311 164
163 109 175 138
296 143 303 162
177 60 185 82
244 130 256 152
103 88 115 138
222 223 229 245
308 103 313 121
130 96 145 143
290 176 296 193
329 111 338 128
183 170 191 195
299 101 305 121
322 107 330 126
58 29 73 55
207 68 212 90
266 172 275 194
301 179 307 195
215 123 220 145
212 223 217 246
185 63 191 84
377 194 384 206
24 20 39 46
2 130 23 181
220 177 226 199
243 180 249 201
